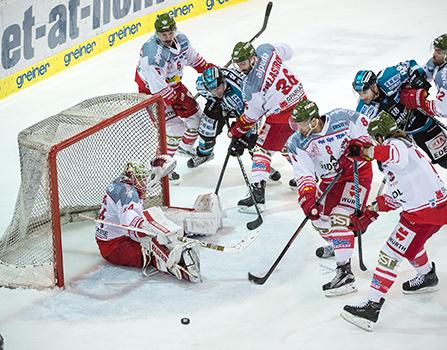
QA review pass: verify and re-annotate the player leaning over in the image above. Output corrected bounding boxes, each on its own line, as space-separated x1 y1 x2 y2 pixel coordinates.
229 41 307 211
95 156 201 283
400 33 447 119
341 111 447 331
193 66 282 179
135 13 213 180
288 100 373 296
190 67 254 166
353 60 447 168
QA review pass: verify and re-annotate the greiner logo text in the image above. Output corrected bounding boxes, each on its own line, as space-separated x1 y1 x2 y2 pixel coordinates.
206 0 230 11
108 23 142 47
16 62 51 89
64 41 97 66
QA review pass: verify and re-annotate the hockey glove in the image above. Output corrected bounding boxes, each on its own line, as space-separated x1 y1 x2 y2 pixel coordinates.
399 88 434 115
228 133 257 157
337 153 354 172
409 69 432 91
298 186 321 220
375 194 401 212
229 115 255 138
345 139 374 161
348 209 379 232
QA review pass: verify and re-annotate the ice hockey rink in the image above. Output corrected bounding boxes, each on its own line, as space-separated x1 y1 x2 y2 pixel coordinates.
1 0 447 349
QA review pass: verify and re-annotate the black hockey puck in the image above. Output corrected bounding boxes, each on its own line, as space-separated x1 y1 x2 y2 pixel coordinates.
181 317 190 325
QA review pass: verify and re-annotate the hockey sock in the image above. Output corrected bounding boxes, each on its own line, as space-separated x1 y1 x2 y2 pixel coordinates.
367 247 403 302
409 249 431 275
167 135 182 157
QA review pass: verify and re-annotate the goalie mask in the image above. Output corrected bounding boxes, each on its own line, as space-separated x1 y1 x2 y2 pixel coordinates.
122 161 151 199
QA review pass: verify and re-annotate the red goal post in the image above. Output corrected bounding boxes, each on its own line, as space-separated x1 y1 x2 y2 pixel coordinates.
0 93 169 289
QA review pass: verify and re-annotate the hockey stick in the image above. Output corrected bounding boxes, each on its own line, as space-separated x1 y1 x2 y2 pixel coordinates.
214 150 231 195
248 171 344 285
80 214 259 254
194 1 273 97
353 161 367 271
236 153 264 230
221 1 273 68
223 115 263 231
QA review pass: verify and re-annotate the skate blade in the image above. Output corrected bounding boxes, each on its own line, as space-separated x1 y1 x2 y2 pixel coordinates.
402 285 440 295
238 204 265 214
324 283 357 297
340 310 374 332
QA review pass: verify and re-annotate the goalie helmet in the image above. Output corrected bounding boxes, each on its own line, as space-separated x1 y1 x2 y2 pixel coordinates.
154 13 176 33
122 161 151 198
291 99 319 123
202 67 224 91
367 111 399 139
352 70 377 92
232 41 256 63
433 33 447 51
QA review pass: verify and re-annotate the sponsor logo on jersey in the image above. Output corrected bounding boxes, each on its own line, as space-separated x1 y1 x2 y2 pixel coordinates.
332 238 351 249
426 132 447 160
387 225 416 254
378 251 398 270
331 121 346 131
256 52 270 79
383 74 401 91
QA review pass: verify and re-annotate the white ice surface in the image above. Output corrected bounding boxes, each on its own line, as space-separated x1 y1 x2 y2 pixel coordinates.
1 0 447 349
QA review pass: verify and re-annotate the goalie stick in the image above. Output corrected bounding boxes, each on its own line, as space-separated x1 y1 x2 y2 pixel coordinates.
79 214 259 254
248 171 343 285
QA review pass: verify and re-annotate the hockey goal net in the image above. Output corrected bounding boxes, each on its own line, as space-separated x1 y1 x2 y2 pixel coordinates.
0 93 169 289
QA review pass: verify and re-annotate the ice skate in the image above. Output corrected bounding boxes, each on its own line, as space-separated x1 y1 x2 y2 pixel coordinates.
323 260 357 296
168 171 181 184
187 153 214 168
289 178 297 191
177 145 196 157
269 167 281 182
341 298 385 332
237 181 266 214
315 244 335 258
402 262 439 294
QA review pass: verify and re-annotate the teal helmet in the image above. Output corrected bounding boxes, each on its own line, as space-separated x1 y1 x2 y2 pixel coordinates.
352 70 377 92
202 67 224 90
367 111 399 139
155 13 176 33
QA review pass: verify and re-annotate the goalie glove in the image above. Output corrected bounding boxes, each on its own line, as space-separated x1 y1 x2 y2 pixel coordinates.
149 155 177 189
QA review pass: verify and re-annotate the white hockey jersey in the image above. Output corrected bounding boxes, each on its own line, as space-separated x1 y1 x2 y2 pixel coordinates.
95 177 144 242
379 138 447 213
287 108 371 192
242 43 306 124
425 58 447 118
136 32 205 99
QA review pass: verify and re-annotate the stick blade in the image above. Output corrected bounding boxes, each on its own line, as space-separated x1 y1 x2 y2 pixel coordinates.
248 272 266 285
246 216 263 230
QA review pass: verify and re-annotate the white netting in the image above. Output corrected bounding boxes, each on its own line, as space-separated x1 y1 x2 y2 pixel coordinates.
0 93 167 288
